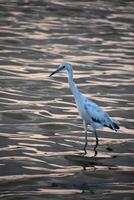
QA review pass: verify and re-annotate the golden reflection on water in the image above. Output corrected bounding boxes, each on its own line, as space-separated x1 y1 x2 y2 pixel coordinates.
38 188 81 195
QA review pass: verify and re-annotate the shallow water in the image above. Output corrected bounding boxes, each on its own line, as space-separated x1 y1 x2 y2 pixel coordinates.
0 0 134 199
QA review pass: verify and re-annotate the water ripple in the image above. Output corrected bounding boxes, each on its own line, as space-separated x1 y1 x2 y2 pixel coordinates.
0 1 134 200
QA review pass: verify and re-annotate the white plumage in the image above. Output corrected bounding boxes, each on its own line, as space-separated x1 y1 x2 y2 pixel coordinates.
49 63 119 156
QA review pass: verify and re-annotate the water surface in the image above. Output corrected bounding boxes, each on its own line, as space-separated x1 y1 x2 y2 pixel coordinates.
0 0 134 199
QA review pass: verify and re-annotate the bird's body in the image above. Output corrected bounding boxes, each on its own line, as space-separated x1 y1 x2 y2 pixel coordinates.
76 94 118 130
49 63 119 156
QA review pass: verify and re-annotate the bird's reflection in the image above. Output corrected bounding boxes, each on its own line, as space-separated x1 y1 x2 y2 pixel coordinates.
64 153 115 171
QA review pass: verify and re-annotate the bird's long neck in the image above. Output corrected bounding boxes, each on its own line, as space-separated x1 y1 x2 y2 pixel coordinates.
67 69 80 98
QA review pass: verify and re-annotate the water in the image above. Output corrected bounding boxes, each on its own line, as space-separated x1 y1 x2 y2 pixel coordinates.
0 0 134 199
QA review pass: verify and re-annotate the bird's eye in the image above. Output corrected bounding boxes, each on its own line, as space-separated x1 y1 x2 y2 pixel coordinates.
62 66 65 69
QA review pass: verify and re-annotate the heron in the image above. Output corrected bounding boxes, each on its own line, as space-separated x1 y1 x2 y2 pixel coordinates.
49 63 120 156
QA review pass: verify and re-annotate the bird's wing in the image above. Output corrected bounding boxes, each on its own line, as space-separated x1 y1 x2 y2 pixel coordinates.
84 100 115 129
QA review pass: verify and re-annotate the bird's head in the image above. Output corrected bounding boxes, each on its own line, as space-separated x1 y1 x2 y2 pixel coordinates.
49 62 72 77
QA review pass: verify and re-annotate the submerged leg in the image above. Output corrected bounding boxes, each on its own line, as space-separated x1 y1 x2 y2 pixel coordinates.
93 128 99 156
83 121 88 155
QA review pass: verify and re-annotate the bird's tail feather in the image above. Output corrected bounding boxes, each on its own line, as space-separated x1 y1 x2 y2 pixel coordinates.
109 121 120 131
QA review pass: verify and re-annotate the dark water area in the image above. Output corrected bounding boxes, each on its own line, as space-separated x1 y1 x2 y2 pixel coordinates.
0 0 134 199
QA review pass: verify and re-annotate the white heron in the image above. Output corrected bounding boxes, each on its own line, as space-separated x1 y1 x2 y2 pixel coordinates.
49 63 120 156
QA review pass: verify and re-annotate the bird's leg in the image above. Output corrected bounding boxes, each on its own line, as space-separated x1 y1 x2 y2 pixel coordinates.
83 121 88 155
93 128 98 157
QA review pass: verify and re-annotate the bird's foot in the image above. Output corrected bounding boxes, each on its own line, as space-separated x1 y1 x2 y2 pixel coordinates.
94 147 98 157
80 147 87 156
83 147 87 156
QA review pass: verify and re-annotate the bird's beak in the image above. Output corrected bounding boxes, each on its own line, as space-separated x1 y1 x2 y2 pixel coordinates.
49 68 60 77
49 71 56 77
